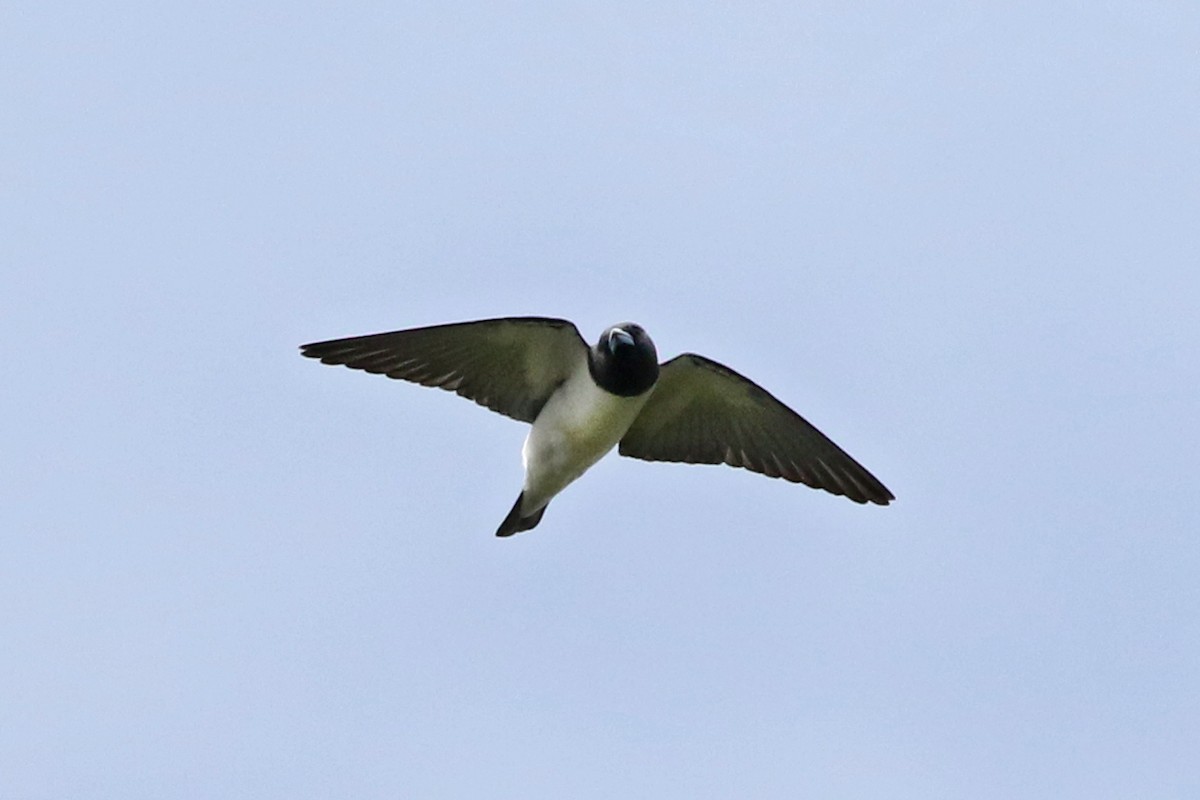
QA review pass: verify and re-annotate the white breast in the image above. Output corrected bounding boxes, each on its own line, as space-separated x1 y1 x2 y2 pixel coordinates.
520 360 653 513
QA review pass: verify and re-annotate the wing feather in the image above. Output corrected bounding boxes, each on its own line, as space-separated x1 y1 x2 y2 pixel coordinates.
300 317 588 423
619 354 893 505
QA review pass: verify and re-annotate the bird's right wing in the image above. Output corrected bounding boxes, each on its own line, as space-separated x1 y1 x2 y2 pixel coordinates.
619 354 893 505
301 317 588 423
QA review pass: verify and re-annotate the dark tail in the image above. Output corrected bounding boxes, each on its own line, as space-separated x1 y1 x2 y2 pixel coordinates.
495 492 548 537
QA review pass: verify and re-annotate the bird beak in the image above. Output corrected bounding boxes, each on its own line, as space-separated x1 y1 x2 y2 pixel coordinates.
608 328 635 354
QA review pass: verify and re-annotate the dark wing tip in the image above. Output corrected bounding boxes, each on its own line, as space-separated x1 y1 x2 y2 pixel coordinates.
815 460 895 506
298 340 364 369
791 456 895 506
299 340 340 361
847 483 895 506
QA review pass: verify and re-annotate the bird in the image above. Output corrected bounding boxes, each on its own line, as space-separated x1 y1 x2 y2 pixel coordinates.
300 317 893 536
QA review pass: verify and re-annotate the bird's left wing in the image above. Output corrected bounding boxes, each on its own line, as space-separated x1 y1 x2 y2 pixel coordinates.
300 317 588 423
619 354 894 505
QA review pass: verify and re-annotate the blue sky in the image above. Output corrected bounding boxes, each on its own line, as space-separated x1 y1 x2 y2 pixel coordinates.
4 2 1198 797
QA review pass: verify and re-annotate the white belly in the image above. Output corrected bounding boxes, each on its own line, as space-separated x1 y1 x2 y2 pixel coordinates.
520 362 652 513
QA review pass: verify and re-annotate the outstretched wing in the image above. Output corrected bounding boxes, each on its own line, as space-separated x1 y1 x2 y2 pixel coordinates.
301 317 588 423
619 354 893 505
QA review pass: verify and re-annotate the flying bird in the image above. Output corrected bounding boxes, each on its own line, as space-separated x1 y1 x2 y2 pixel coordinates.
301 317 893 536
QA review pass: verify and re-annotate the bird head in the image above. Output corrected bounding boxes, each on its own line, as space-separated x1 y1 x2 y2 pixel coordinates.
591 322 659 397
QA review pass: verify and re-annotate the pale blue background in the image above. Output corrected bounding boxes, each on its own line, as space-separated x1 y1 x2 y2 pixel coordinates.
4 2 1198 798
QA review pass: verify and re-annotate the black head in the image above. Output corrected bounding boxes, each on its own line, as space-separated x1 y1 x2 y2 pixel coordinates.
588 322 659 397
